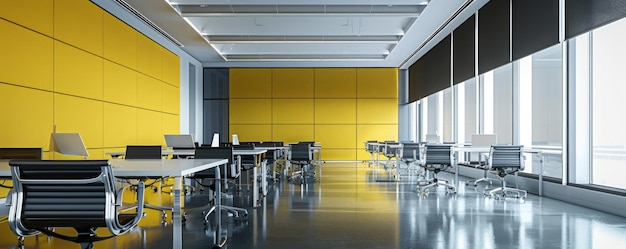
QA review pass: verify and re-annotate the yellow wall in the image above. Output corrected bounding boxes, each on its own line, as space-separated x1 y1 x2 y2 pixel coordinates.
0 0 180 159
230 68 398 160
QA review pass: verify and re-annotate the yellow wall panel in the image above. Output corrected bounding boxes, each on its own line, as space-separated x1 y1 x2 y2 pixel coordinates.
230 99 272 124
54 41 103 100
0 1 53 36
315 68 357 98
314 125 356 149
137 110 163 145
357 68 398 98
162 50 180 86
272 99 314 124
162 83 180 114
103 61 137 106
321 149 357 161
162 114 180 135
356 124 398 149
229 125 272 143
272 125 314 144
314 99 356 124
357 149 376 161
103 103 137 147
103 14 137 69
230 68 272 98
0 20 53 91
357 99 398 124
137 35 162 79
54 94 103 149
54 0 103 55
137 74 162 111
272 68 314 98
0 84 53 149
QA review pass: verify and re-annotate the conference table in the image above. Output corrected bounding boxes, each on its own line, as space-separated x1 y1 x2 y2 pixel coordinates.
0 158 228 249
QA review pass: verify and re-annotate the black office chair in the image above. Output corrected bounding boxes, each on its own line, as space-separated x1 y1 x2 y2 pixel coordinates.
288 143 313 184
484 145 527 199
365 140 378 167
255 141 284 180
7 160 145 249
189 147 248 222
417 144 456 195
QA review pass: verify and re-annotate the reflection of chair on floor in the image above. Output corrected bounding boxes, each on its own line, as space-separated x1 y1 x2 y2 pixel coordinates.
417 144 456 195
484 145 527 199
7 160 145 249
188 147 248 222
288 143 313 184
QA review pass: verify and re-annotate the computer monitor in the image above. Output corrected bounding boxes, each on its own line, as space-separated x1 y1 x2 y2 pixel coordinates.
164 134 196 149
50 133 89 157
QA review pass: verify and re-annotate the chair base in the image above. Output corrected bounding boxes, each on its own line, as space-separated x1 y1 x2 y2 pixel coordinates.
484 186 527 199
417 178 456 195
465 177 492 186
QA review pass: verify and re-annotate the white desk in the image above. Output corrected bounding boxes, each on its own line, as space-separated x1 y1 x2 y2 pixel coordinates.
0 159 228 249
105 149 196 158
233 149 267 208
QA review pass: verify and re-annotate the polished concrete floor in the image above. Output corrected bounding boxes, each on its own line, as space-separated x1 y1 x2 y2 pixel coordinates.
2 162 626 249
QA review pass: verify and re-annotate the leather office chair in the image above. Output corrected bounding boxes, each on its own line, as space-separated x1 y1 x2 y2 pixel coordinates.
365 140 378 167
484 145 527 199
417 144 457 195
189 147 248 222
7 160 145 249
254 141 284 180
288 143 313 184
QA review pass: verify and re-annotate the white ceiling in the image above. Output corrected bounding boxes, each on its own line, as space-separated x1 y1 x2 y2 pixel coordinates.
119 0 487 68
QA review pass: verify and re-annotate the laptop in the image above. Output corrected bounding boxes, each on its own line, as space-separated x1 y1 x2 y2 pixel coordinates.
164 134 196 149
50 133 89 157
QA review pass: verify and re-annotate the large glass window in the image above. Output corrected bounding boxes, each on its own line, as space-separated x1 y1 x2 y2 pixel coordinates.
516 44 564 178
590 18 626 189
570 16 626 190
480 64 514 145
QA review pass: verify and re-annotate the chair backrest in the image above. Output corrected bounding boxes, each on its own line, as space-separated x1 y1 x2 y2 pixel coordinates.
384 141 400 157
8 160 121 234
289 143 311 161
423 144 453 165
400 142 421 161
125 145 162 159
194 147 238 178
0 148 42 160
233 144 255 150
365 141 378 153
489 145 524 170
471 134 497 147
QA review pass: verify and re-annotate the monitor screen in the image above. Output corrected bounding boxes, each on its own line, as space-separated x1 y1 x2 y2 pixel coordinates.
50 133 89 157
164 134 196 148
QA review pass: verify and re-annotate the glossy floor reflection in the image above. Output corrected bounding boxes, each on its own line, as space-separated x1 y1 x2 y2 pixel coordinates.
2 162 626 249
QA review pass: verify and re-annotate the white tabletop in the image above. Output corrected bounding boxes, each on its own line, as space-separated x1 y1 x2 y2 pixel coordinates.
0 159 228 178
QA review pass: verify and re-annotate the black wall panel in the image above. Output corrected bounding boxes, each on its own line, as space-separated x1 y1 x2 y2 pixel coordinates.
566 0 626 39
478 0 510 74
512 0 559 61
453 15 475 85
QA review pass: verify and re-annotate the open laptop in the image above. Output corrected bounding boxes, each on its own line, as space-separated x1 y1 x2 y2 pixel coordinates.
50 133 89 157
164 134 196 149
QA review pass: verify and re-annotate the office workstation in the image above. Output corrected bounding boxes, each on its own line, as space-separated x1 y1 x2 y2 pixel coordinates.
3 0 626 248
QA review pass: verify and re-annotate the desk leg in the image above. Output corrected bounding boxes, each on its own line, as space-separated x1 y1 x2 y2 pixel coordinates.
261 160 267 197
253 157 259 208
172 176 183 249
214 166 226 247
454 151 459 188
